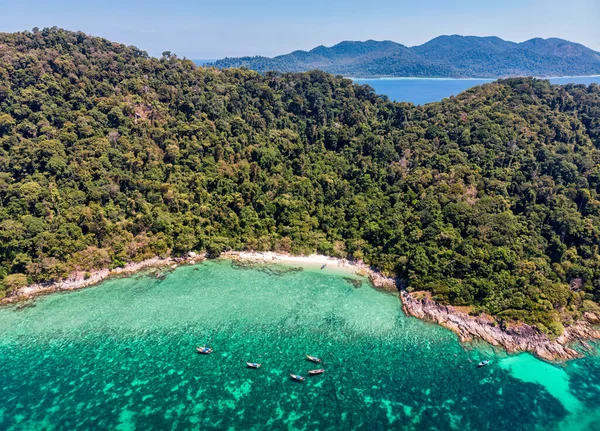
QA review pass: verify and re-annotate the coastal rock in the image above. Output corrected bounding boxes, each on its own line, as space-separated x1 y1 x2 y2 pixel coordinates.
188 251 197 258
400 291 600 361
583 311 600 324
367 272 397 292
2 257 174 306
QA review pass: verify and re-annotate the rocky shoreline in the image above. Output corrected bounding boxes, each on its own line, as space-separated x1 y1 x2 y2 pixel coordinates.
1 254 204 306
3 250 599 361
401 291 600 361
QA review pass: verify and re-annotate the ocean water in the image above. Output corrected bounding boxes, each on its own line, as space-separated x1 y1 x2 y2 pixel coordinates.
352 76 600 105
0 260 599 430
193 59 218 66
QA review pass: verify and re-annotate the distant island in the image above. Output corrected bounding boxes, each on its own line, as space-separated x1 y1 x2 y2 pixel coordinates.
209 35 600 78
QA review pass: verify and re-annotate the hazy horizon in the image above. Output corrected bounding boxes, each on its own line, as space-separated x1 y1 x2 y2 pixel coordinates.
1 0 598 58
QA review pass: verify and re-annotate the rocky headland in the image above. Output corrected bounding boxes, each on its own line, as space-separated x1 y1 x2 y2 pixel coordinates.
401 291 600 361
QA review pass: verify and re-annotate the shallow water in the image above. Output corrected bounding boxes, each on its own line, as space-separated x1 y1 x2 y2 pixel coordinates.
0 260 599 430
352 76 600 105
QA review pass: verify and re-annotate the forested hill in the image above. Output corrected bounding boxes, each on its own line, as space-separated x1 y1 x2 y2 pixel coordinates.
2 28 600 334
211 36 600 78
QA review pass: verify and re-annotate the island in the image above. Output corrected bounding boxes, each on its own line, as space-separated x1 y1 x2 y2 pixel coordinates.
209 35 600 78
1 28 600 360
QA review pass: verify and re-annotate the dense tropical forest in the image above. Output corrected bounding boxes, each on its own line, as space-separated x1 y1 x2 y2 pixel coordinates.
211 35 600 78
2 28 600 334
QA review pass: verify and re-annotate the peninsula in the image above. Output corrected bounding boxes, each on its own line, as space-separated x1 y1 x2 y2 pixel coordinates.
1 28 600 359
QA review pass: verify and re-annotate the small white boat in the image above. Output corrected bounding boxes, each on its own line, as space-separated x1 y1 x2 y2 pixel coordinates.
306 355 322 363
308 369 325 375
196 346 213 354
246 362 262 369
477 360 490 368
290 374 306 382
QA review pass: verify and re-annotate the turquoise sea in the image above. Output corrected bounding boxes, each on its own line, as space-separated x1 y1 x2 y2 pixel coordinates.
1 260 599 430
353 76 600 105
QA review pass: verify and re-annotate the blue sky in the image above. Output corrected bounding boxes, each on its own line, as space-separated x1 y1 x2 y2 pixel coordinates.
1 0 598 58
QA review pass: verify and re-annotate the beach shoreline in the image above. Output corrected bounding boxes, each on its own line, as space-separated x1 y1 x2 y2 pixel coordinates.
3 250 599 361
222 251 397 291
2 251 397 306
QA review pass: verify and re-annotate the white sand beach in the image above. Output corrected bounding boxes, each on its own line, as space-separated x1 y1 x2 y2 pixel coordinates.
5 250 397 305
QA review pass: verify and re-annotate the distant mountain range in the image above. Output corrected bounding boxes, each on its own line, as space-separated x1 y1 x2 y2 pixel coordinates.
209 36 600 78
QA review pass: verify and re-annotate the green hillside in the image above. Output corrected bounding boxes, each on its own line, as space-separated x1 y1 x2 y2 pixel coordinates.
2 28 600 333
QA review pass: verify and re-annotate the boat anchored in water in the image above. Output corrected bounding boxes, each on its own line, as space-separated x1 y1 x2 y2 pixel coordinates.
308 369 325 375
246 362 262 369
306 354 322 363
196 346 213 354
477 360 490 368
290 374 306 382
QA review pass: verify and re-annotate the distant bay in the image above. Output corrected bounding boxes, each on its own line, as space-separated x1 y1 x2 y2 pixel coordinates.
193 58 600 105
352 76 600 105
